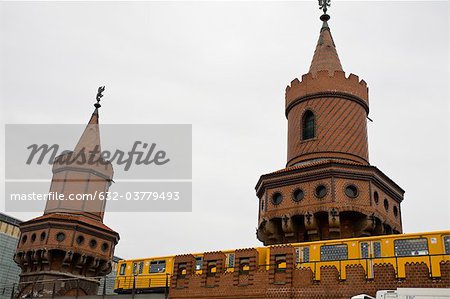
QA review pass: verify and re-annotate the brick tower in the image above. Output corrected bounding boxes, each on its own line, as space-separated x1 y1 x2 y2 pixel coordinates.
14 90 119 297
256 11 404 245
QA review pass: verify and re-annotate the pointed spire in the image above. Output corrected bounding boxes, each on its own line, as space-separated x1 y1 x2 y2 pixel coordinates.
73 87 106 156
73 108 102 156
309 14 343 76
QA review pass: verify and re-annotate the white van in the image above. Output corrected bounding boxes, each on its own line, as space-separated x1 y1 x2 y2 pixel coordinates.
351 294 375 299
376 288 450 299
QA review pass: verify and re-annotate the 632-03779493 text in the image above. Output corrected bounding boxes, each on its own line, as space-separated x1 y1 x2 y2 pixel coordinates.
9 191 181 201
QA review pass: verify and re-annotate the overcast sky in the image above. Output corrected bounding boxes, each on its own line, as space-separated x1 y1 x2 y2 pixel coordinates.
0 1 449 260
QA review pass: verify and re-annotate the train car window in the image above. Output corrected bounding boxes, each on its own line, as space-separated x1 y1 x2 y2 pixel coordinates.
119 263 126 275
195 257 203 271
320 244 348 261
443 236 450 254
295 247 310 263
133 262 138 275
373 241 381 258
361 242 369 259
226 253 235 269
138 261 144 274
394 238 428 257
149 260 166 273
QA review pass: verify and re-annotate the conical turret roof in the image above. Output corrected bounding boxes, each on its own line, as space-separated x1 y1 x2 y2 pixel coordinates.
74 108 102 155
309 15 343 76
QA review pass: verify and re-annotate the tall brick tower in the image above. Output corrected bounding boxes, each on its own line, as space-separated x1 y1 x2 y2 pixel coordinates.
256 10 404 245
14 89 119 297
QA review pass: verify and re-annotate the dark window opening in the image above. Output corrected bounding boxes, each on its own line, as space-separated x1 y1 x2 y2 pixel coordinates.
239 258 250 275
207 261 217 277
293 189 304 202
394 238 428 257
89 239 97 248
150 260 166 273
76 235 84 245
320 244 348 261
272 192 283 205
275 255 287 273
56 232 66 242
302 110 315 140
195 257 203 271
345 185 358 198
444 236 450 254
315 185 327 198
119 263 126 275
178 263 187 277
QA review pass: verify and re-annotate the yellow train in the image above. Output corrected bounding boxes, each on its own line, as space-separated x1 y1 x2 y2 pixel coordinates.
114 230 450 294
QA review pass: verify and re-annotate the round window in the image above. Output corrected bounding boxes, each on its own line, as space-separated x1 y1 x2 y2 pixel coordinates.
374 191 379 204
272 192 283 205
21 235 27 244
101 242 109 252
345 185 358 198
393 206 398 218
384 199 389 211
315 185 327 198
40 232 46 241
56 232 66 242
293 189 304 202
76 235 85 245
89 239 97 249
31 233 36 243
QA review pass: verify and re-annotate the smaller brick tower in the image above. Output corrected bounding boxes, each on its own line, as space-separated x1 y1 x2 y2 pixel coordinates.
256 11 404 245
14 90 119 297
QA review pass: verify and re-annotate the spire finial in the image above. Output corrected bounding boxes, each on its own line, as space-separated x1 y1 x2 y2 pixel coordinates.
95 86 105 109
318 0 331 22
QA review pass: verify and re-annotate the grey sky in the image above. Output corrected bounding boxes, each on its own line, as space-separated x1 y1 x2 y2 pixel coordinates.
0 1 449 259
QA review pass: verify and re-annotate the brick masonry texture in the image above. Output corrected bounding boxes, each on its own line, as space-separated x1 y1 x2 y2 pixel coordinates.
169 258 450 299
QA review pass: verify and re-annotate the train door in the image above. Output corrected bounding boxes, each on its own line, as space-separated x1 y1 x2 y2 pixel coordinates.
360 241 381 279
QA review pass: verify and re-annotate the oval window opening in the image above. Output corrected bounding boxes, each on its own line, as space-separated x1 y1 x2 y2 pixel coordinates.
315 185 327 199
272 193 283 205
293 189 304 202
345 185 358 198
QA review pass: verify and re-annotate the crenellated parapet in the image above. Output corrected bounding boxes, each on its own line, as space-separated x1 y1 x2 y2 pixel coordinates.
285 70 369 117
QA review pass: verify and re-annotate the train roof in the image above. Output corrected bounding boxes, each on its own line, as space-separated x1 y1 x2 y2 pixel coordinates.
117 230 450 263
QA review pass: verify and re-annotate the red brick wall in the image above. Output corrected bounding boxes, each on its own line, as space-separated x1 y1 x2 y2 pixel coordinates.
169 258 450 299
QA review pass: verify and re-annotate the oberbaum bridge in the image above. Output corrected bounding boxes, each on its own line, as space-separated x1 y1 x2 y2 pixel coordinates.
8 1 450 299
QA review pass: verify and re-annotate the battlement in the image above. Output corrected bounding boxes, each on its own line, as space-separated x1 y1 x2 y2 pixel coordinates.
285 70 369 113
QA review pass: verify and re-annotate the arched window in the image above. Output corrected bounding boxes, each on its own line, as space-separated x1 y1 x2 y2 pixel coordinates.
302 110 315 140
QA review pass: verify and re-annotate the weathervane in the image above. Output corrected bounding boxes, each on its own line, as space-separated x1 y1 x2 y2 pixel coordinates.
95 86 105 109
318 0 331 14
